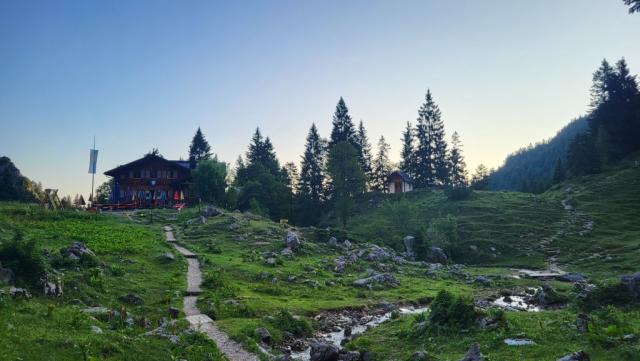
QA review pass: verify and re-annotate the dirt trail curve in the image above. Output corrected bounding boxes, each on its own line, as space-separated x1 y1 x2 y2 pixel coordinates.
164 225 259 361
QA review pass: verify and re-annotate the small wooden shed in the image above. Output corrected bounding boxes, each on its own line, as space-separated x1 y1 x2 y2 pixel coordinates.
386 170 414 194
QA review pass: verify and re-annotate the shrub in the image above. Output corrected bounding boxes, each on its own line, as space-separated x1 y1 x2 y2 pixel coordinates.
427 290 479 331
444 185 472 201
587 306 636 349
266 309 312 337
202 269 237 297
579 282 633 311
0 231 47 287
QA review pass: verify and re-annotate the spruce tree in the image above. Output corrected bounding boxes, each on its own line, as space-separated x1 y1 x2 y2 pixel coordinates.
247 128 279 175
372 136 392 192
431 105 449 185
298 123 326 203
414 91 436 188
329 97 358 151
447 132 467 187
188 127 212 167
355 120 373 187
327 142 365 227
552 158 566 184
400 121 416 177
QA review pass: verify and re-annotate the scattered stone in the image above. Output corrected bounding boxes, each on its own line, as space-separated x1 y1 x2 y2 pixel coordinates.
201 205 221 217
43 278 63 297
168 307 180 319
556 351 590 361
457 343 483 361
9 287 31 299
119 293 144 305
275 355 292 361
334 259 347 273
82 306 109 315
286 275 297 283
469 245 478 252
281 247 294 257
310 342 339 361
576 313 589 334
328 237 338 247
621 272 640 301
403 236 415 259
558 273 586 283
90 325 103 334
426 246 448 263
61 242 95 261
338 351 361 361
353 273 399 289
264 257 277 266
286 230 301 250
364 244 392 262
259 272 270 280
504 338 536 346
159 252 175 262
0 265 15 285
342 240 352 249
474 276 491 286
254 327 271 344
409 351 429 361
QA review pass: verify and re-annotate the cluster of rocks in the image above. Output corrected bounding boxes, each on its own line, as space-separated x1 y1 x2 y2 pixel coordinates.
352 273 399 289
60 242 95 262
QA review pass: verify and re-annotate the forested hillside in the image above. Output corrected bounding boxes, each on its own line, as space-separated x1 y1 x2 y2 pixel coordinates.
487 117 588 192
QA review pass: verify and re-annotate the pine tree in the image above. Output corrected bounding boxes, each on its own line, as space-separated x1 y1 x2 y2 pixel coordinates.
246 128 280 175
329 97 358 151
188 127 212 167
298 123 326 203
431 102 449 185
400 121 416 177
414 91 437 187
448 132 467 187
355 120 373 187
552 159 566 184
372 136 392 192
327 142 365 227
283 162 299 194
470 164 490 190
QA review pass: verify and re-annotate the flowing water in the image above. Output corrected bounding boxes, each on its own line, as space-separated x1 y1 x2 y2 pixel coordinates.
290 306 429 361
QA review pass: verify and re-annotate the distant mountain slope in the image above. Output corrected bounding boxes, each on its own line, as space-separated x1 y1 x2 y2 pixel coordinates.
488 117 589 192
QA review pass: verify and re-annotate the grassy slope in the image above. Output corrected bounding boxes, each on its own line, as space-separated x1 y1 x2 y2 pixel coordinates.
0 203 223 361
341 164 640 360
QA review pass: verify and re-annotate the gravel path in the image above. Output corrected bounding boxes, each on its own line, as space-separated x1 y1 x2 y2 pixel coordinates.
164 225 259 361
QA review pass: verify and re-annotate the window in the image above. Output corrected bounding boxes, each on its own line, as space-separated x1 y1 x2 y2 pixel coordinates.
133 170 141 178
150 170 157 178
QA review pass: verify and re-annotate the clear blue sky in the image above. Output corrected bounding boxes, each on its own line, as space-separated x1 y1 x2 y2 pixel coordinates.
1 0 638 197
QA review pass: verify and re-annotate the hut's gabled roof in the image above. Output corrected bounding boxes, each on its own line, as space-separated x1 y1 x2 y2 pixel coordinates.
104 154 190 177
388 170 414 184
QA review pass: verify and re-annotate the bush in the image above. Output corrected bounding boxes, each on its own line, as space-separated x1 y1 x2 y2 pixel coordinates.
587 306 636 349
444 185 472 201
427 290 479 331
202 268 237 297
0 231 47 287
579 282 633 311
266 309 312 337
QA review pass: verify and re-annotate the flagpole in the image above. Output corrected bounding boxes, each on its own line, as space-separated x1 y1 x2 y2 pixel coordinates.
90 136 95 208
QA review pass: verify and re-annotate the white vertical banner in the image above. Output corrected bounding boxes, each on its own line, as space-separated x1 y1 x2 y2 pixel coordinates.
88 149 98 174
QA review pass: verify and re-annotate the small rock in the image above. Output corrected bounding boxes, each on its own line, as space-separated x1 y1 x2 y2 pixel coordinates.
338 351 361 361
474 276 491 286
409 351 429 361
9 287 31 299
168 307 180 319
254 327 271 344
310 342 339 361
201 205 221 217
264 257 277 266
458 343 483 361
558 273 586 283
90 325 103 334
328 237 338 246
576 313 589 333
119 293 143 305
159 252 175 262
285 230 301 250
0 266 15 285
353 273 399 289
556 351 590 361
342 240 352 249
281 247 294 257
426 246 448 263
286 275 297 283
621 272 640 301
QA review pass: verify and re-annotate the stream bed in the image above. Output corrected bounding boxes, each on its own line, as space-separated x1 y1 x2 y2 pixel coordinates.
290 305 429 361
